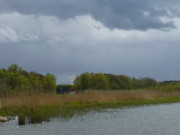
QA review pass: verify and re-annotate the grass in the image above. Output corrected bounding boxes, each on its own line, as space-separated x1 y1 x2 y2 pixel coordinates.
1 90 180 125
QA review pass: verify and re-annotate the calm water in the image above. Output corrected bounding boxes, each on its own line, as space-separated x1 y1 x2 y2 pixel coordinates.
1 103 180 135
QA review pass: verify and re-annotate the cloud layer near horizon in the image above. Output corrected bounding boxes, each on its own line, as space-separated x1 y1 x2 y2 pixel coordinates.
0 0 180 83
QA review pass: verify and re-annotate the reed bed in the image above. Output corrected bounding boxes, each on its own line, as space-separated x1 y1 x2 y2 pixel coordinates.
1 90 180 108
1 90 180 125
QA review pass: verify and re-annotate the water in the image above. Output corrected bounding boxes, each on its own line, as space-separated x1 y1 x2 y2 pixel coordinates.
1 103 180 135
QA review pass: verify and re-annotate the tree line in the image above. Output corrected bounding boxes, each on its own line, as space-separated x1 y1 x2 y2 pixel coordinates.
1 65 180 96
73 72 158 91
0 64 56 96
73 72 180 91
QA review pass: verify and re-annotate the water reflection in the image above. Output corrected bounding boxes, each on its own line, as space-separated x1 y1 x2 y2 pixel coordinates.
1 103 180 135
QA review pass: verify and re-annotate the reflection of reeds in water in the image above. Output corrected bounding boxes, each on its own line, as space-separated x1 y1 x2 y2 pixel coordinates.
2 90 180 107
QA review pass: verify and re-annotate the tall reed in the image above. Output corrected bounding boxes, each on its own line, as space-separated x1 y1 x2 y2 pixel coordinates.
1 90 180 125
2 90 180 108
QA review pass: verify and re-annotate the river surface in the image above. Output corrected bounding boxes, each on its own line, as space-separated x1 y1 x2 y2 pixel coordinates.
1 103 180 135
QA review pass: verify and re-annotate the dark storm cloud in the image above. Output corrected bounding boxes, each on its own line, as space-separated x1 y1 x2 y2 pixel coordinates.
1 0 180 83
0 0 179 30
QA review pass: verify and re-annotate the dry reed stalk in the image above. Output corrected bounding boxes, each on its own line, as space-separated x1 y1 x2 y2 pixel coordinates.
1 90 180 108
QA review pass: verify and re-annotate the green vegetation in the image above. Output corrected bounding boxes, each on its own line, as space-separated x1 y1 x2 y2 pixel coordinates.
1 91 180 125
73 72 158 90
1 65 180 125
152 81 180 91
74 72 180 91
1 95 180 125
74 73 110 90
0 64 56 96
1 65 180 95
56 84 73 94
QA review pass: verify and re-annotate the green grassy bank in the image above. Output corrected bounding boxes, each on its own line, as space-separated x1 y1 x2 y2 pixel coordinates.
1 96 180 125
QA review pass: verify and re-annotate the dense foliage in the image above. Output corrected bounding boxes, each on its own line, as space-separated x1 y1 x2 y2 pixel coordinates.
0 64 56 96
1 65 180 96
153 81 180 91
73 72 158 91
56 84 73 94
73 72 180 91
73 73 109 90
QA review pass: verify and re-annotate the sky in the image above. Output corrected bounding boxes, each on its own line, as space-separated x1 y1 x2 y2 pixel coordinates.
0 0 180 84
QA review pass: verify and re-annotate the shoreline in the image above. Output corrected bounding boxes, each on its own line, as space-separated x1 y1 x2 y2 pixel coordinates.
1 96 180 125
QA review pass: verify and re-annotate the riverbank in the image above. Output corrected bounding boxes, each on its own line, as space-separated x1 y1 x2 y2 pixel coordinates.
1 90 180 125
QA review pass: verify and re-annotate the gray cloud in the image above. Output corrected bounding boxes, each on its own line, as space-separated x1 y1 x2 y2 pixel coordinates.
0 1 180 84
0 26 39 43
0 0 179 30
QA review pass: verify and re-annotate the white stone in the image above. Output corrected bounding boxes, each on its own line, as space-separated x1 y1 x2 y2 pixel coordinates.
0 116 8 122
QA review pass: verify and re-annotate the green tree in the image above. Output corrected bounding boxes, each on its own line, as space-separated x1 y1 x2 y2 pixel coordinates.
89 73 109 90
79 72 91 90
43 73 56 93
8 64 22 73
28 72 42 92
118 75 131 89
105 74 130 90
73 75 81 90
0 64 58 95
109 82 119 90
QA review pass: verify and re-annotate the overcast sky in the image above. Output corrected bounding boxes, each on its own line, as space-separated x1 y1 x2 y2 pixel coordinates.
0 0 180 84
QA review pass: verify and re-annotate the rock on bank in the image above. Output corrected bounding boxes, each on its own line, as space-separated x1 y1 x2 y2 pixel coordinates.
0 116 8 122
